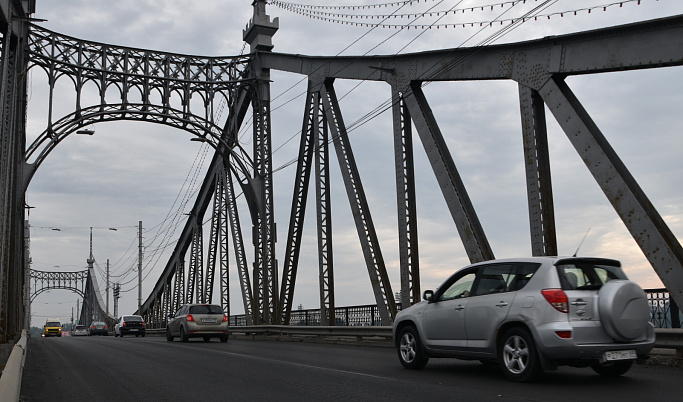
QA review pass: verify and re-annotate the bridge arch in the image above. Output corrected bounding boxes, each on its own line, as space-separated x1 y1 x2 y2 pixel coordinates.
30 269 88 302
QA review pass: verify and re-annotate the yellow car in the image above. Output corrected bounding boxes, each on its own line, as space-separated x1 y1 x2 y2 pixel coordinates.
44 318 62 337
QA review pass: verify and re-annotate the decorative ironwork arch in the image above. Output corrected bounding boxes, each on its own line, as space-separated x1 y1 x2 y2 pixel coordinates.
30 269 88 302
23 103 256 193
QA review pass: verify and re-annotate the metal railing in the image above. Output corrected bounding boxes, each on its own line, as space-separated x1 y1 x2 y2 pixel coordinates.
229 289 682 329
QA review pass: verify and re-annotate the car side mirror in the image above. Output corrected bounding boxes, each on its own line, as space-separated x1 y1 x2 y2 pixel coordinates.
423 290 435 302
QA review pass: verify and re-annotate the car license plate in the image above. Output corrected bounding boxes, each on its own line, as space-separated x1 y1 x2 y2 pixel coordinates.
130 329 138 332
604 350 636 361
201 318 217 324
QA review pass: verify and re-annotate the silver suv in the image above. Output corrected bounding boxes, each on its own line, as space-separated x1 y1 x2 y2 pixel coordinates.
166 304 229 342
392 257 655 382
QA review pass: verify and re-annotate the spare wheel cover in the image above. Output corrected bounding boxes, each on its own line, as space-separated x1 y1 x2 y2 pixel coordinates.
598 280 650 341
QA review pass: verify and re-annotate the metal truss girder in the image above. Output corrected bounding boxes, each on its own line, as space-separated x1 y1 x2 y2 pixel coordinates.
205 171 227 304
539 76 683 312
321 79 396 325
391 88 420 307
315 90 334 326
279 84 317 324
173 258 185 312
403 83 494 264
518 84 557 256
186 222 203 304
225 166 254 323
259 16 683 83
252 83 278 324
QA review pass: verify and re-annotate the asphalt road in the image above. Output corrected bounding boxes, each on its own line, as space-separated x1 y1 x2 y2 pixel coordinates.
20 335 681 401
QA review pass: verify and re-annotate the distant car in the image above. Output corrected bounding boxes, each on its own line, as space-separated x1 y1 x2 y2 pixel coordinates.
73 325 89 336
166 304 228 342
44 319 62 337
89 321 108 336
393 257 655 382
115 315 146 337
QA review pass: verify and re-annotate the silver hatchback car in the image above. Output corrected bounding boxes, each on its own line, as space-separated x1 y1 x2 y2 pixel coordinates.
393 257 655 382
166 304 229 342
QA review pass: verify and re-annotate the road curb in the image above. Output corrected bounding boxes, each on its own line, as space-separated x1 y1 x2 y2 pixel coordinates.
0 330 28 402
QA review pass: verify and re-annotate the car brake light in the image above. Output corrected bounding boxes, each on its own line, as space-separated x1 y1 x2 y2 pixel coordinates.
555 331 572 339
122 321 126 327
542 289 569 313
142 322 146 327
222 314 228 322
187 314 194 322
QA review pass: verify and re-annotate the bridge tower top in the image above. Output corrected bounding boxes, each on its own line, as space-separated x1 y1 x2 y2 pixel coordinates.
243 0 279 53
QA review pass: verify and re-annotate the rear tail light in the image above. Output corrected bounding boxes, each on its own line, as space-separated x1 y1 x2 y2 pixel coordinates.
222 314 228 322
122 321 126 327
542 289 569 313
142 321 146 327
555 331 572 339
187 314 194 322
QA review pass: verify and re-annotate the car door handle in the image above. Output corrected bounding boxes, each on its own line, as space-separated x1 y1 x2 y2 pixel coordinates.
454 305 465 311
571 300 587 306
495 302 509 307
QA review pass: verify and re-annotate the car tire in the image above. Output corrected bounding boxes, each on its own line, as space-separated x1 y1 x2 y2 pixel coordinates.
591 360 633 377
135 334 139 337
203 336 211 342
220 334 228 343
180 327 189 343
499 327 542 382
397 326 429 369
166 329 174 342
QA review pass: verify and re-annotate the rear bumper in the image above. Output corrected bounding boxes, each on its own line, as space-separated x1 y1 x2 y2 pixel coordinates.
120 328 145 335
534 321 655 362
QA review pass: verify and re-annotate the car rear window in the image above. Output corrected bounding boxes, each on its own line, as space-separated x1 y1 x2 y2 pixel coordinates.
189 305 224 314
124 316 143 321
555 259 627 290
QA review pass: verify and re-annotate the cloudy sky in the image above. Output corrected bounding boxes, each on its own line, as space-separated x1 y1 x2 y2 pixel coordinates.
25 0 683 325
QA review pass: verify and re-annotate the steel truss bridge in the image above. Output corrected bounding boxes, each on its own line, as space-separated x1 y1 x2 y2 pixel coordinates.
1 1 682 344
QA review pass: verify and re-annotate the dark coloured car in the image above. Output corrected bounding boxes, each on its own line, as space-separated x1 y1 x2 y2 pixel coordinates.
89 321 108 336
166 304 229 342
115 315 146 337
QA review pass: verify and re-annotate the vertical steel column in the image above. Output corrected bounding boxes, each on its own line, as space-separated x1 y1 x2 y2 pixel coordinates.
391 88 420 307
279 84 317 324
0 17 29 342
315 89 335 326
321 79 396 325
244 0 279 325
403 82 494 264
519 84 557 256
251 80 277 324
174 258 185 312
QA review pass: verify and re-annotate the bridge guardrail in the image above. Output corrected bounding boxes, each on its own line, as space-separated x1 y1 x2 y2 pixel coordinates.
148 326 683 355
